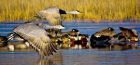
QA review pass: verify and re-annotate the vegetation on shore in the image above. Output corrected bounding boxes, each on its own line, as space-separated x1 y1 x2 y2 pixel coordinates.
0 0 140 22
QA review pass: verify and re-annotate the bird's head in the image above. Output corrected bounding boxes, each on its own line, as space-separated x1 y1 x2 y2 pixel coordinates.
7 32 15 41
7 32 23 41
107 27 114 31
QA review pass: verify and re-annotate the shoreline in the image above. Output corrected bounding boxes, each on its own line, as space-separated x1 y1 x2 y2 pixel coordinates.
0 19 140 23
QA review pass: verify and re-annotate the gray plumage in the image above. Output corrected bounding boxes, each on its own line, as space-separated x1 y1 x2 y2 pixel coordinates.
37 7 62 25
36 7 80 29
13 23 57 56
8 7 80 56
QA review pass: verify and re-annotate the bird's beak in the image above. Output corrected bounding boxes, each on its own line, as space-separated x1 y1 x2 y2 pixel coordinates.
59 26 65 29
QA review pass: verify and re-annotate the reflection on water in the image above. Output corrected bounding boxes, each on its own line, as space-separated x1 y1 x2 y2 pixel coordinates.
33 58 54 65
0 52 63 65
0 50 140 65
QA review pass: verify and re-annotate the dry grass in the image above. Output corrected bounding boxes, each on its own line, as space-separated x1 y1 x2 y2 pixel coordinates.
0 0 140 22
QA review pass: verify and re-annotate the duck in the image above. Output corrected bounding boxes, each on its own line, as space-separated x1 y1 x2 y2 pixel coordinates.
90 35 111 48
7 32 30 47
69 29 81 49
7 32 30 51
78 34 89 49
90 27 115 49
110 27 139 49
119 27 139 42
7 41 30 52
60 34 70 49
0 36 8 47
94 27 115 37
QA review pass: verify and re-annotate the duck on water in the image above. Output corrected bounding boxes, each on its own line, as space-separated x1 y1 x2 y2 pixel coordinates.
0 36 8 47
110 27 139 50
0 7 139 53
1 27 139 51
90 27 139 50
90 27 115 49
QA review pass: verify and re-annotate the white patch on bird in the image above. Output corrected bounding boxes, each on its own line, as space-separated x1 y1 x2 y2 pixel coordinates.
8 45 14 52
42 24 65 29
132 29 138 36
8 34 14 40
95 35 100 38
74 45 82 49
25 42 30 47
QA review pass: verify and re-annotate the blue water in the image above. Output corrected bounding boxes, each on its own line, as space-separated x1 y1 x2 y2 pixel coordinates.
1 22 140 44
0 50 140 65
0 21 140 65
1 22 140 35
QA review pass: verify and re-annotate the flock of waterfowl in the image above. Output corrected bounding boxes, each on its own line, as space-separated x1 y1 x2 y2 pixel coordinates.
0 7 139 57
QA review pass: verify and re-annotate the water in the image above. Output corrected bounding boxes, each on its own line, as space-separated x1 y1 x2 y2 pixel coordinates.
0 22 140 65
0 50 140 65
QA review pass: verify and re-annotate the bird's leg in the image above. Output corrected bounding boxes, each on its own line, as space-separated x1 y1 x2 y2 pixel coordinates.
38 49 45 59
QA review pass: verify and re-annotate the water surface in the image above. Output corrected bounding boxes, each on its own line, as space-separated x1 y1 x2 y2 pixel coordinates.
0 22 140 65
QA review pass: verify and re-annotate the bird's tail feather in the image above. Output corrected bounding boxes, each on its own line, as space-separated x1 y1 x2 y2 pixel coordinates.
50 43 57 52
43 43 58 56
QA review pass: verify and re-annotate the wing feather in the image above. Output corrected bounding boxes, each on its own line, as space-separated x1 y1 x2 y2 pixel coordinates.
13 23 57 56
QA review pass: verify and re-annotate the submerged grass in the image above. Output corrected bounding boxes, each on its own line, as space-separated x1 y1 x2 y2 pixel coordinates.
0 0 140 22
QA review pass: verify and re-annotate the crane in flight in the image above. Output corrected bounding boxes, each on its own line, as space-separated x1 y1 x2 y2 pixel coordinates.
7 7 81 57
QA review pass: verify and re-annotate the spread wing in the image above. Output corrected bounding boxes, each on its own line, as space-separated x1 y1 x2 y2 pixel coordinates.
13 23 57 56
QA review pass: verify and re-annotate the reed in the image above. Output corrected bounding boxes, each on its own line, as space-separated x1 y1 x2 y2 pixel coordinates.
0 0 140 22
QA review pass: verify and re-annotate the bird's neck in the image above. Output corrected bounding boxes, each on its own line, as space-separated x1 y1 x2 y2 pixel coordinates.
66 11 80 14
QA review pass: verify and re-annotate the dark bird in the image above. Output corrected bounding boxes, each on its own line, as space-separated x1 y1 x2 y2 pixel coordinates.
90 35 111 48
119 27 138 42
108 27 139 50
0 36 8 47
90 27 115 49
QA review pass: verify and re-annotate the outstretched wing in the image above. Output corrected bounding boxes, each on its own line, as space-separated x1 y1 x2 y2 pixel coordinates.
13 23 57 56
